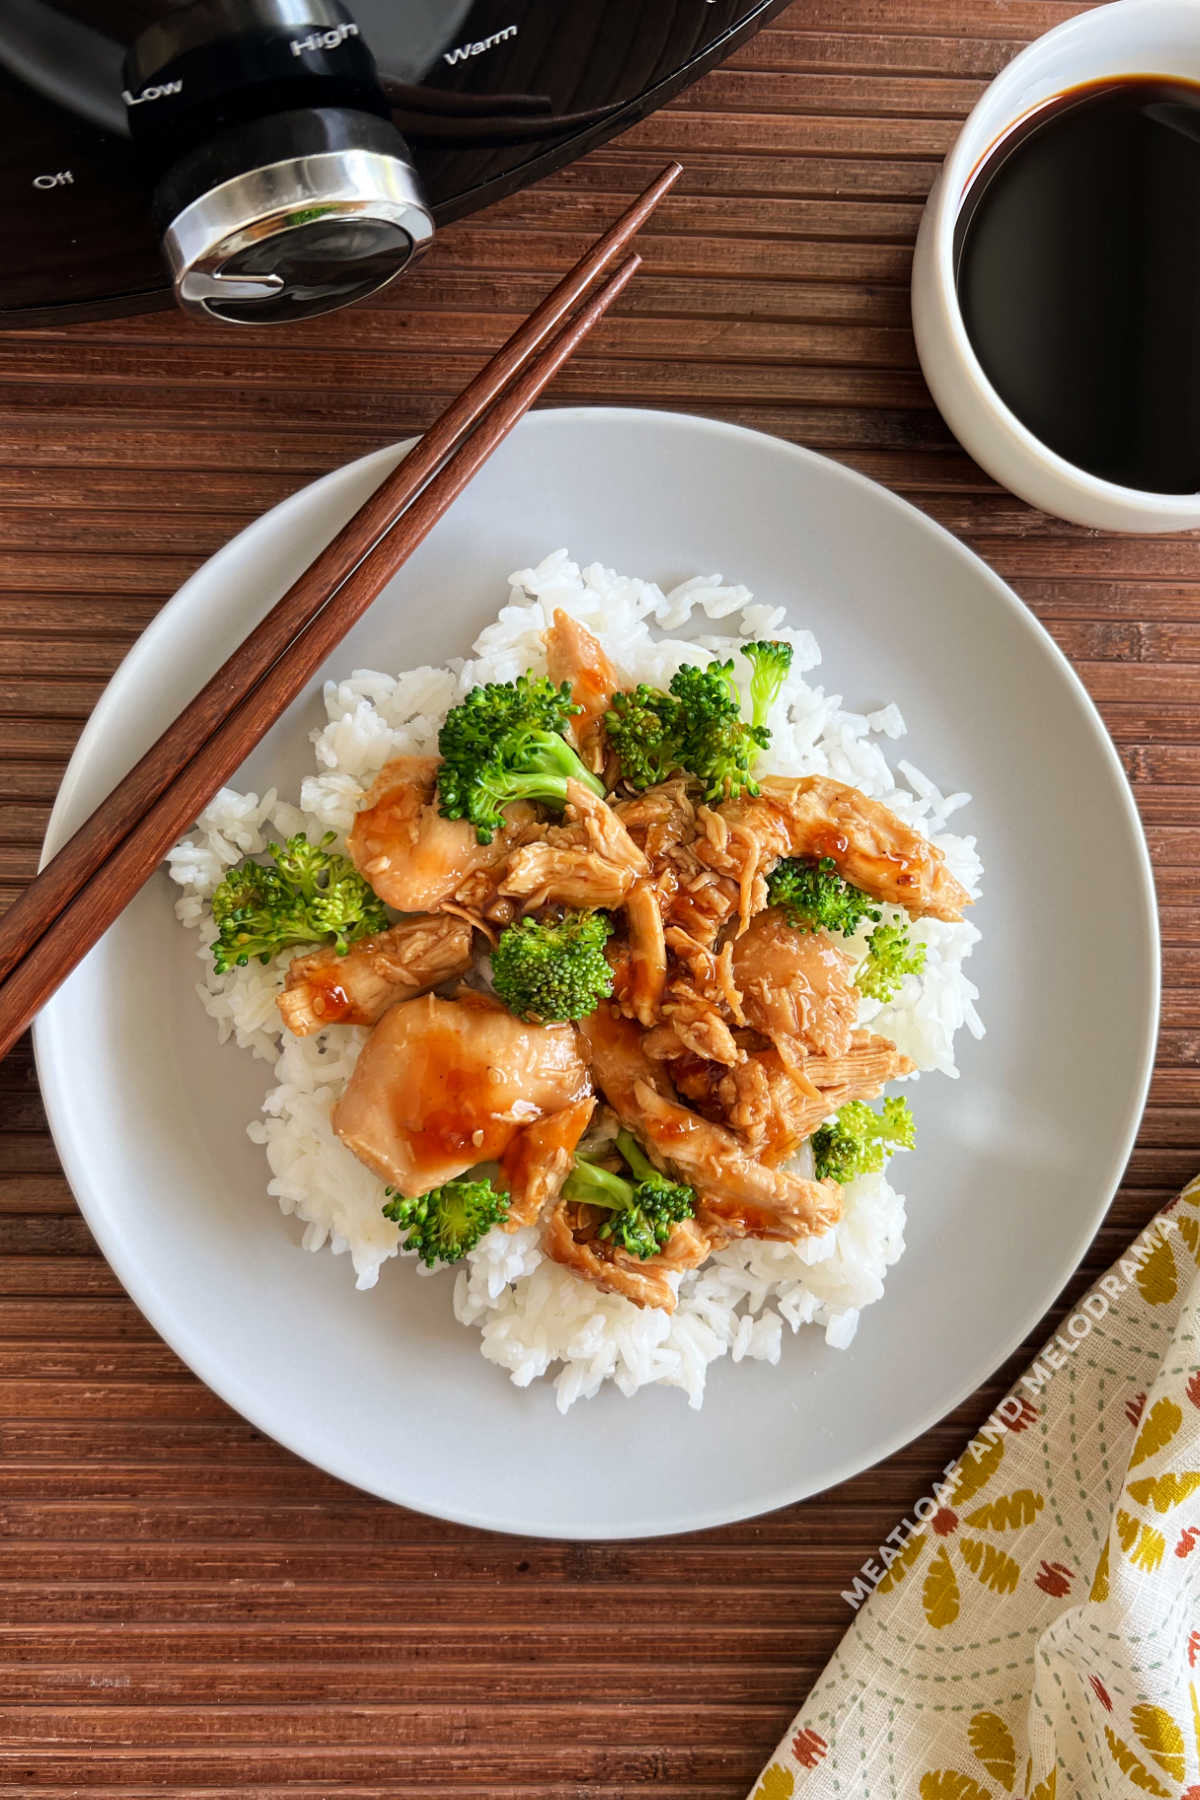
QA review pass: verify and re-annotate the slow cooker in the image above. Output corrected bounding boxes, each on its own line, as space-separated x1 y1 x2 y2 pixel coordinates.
3 0 788 326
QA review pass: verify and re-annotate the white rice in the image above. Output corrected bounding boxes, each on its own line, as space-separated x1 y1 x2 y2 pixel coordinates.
167 550 984 1411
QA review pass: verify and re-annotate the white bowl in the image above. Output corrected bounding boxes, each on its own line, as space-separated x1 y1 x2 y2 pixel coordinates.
912 0 1200 531
34 409 1159 1537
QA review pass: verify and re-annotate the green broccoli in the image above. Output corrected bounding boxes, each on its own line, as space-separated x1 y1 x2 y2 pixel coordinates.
856 919 926 1003
812 1096 916 1185
382 1176 510 1267
209 831 387 974
563 1129 696 1259
491 910 614 1023
603 683 684 790
767 855 882 937
669 658 766 803
604 640 793 803
741 639 794 731
436 672 606 844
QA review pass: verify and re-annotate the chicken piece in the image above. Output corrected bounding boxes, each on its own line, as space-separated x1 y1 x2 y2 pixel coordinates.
643 991 742 1067
719 1032 914 1163
718 1050 826 1164
632 1080 840 1241
580 1007 840 1240
704 775 969 923
695 801 769 935
277 915 474 1036
662 870 743 947
499 1095 595 1230
542 1201 712 1313
615 779 697 862
544 609 620 762
637 929 747 1068
784 1030 915 1140
621 881 667 1027
347 756 533 914
615 781 741 949
718 1053 791 1161
667 1051 727 1114
665 930 746 1025
332 991 591 1195
731 909 859 1063
497 779 648 913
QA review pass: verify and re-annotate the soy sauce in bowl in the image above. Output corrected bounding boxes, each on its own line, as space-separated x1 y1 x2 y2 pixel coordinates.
954 76 1200 495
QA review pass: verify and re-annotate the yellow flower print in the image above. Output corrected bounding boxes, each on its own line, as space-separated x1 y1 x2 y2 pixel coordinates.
1130 1704 1186 1782
917 1706 1055 1799
750 1764 793 1800
876 1433 1047 1629
1090 1539 1110 1603
1130 1398 1181 1468
968 1711 1017 1787
1089 1668 1188 1794
918 1774 991 1800
1106 1386 1200 1578
1137 1179 1200 1306
1103 1725 1172 1795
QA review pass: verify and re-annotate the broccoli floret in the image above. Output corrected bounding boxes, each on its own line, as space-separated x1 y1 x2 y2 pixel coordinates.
741 639 794 730
562 1129 696 1259
209 831 387 974
491 911 614 1022
382 1176 509 1267
603 684 684 790
603 643 793 803
812 1096 916 1185
669 659 768 803
856 919 926 1002
767 855 882 937
766 862 923 999
436 672 605 844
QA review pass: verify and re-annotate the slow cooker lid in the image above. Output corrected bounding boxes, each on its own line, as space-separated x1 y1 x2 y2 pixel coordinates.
0 0 779 322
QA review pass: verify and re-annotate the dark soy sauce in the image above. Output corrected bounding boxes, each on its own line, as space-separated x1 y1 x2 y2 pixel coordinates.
955 77 1200 494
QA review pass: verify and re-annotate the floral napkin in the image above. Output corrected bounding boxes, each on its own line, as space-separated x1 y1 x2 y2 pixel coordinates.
750 1174 1200 1800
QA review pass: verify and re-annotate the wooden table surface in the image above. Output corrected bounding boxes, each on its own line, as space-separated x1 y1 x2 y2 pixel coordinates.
2 1 1195 1791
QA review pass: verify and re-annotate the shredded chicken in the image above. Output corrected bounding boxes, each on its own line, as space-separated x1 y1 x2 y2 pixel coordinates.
718 1052 803 1163
498 1095 595 1230
664 931 745 1020
542 1200 711 1312
621 881 667 1027
615 779 697 861
332 991 591 1195
277 915 473 1036
643 989 742 1066
635 932 746 1064
731 909 859 1062
703 775 970 924
497 779 648 912
580 1007 841 1240
614 780 742 948
544 610 620 765
347 756 532 913
785 1030 916 1138
718 1032 914 1162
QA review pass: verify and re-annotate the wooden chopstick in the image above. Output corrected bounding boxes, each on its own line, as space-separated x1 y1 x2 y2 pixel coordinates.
0 160 682 990
0 252 642 1062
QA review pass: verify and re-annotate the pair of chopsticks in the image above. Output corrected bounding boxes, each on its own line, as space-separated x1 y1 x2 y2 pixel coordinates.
0 160 683 1064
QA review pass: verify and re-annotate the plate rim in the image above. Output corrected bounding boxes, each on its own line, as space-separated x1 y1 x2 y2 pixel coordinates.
33 405 1161 1538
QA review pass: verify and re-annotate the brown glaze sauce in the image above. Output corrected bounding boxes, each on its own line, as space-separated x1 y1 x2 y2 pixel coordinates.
809 830 850 861
303 968 355 1023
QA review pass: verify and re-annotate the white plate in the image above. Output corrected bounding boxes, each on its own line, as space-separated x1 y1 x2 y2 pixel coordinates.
34 408 1159 1539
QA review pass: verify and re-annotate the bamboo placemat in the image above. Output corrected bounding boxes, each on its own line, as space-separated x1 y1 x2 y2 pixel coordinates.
1 2 1194 1791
